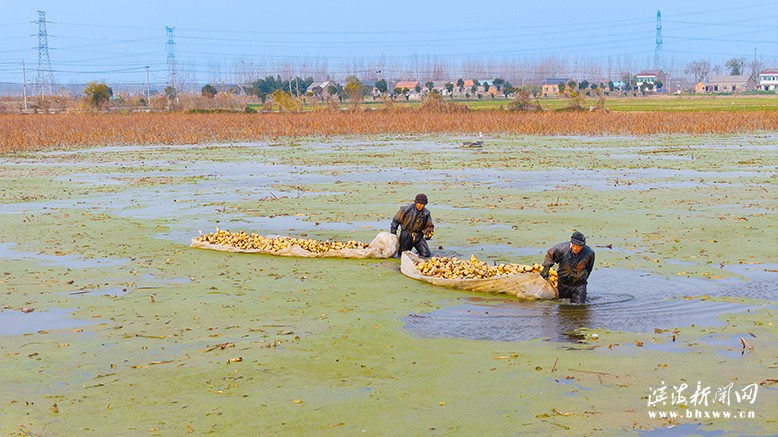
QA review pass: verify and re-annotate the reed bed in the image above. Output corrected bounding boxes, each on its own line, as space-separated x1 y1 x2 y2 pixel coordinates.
2 110 778 153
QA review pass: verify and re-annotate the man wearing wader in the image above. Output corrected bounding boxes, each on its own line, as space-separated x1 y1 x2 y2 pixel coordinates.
390 193 434 258
540 231 595 304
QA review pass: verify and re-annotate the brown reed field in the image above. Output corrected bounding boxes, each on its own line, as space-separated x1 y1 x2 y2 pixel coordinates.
2 110 778 153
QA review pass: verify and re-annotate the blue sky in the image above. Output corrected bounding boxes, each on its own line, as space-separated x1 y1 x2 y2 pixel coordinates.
2 0 778 86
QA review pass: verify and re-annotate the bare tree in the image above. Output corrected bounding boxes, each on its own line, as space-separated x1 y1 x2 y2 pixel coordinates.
684 60 711 83
748 58 764 85
208 59 224 86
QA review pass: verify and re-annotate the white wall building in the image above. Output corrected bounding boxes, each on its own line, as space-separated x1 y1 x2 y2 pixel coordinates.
758 69 778 91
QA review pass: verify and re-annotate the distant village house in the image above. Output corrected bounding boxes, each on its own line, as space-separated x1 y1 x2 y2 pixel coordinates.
635 70 667 92
393 81 421 99
305 81 338 99
705 75 754 93
541 78 570 96
758 69 778 91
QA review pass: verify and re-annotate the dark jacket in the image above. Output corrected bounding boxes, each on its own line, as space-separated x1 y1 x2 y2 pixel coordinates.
542 241 595 286
390 204 434 237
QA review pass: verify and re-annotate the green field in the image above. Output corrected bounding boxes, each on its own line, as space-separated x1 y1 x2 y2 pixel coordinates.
250 94 778 112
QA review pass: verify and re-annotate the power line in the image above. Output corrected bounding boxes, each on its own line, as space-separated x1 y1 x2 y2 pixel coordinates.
2 4 778 88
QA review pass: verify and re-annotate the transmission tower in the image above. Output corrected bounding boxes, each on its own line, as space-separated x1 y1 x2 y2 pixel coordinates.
166 26 176 89
654 10 664 71
34 10 55 98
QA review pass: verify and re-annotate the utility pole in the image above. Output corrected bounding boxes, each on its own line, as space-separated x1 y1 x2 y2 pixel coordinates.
22 60 28 111
145 66 150 104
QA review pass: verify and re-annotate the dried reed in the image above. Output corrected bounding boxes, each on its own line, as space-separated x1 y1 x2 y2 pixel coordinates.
2 111 778 153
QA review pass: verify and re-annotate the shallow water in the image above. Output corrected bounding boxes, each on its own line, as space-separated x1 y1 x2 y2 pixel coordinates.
716 277 778 301
0 308 95 335
0 242 128 269
403 267 776 342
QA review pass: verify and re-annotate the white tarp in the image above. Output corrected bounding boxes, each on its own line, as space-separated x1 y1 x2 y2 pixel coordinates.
400 251 557 300
191 231 399 259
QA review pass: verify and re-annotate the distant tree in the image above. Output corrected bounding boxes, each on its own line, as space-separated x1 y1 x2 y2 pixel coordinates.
402 87 410 100
502 81 514 97
270 89 303 112
593 86 607 111
560 82 586 110
579 80 590 90
509 87 542 111
164 86 177 102
84 81 113 109
725 57 747 75
425 81 434 92
201 84 217 99
684 60 711 84
327 83 341 98
654 80 663 90
343 76 365 106
619 73 634 91
444 82 454 96
287 76 313 97
456 78 464 93
748 59 764 85
245 76 284 103
493 78 505 91
375 79 388 95
415 84 422 93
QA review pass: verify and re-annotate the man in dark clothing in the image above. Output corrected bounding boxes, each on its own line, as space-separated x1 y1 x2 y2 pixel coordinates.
390 193 435 258
540 231 595 304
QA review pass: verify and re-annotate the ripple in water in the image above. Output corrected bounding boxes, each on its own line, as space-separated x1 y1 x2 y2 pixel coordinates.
403 269 775 343
713 277 778 301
